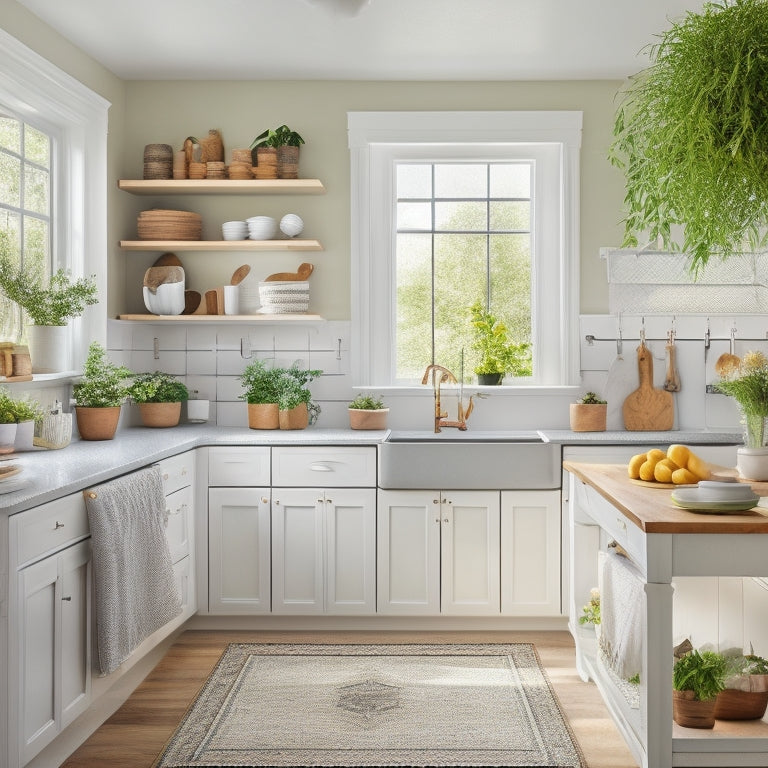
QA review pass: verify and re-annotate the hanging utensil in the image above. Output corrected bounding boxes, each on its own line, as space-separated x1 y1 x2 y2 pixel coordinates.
714 325 741 377
663 325 681 392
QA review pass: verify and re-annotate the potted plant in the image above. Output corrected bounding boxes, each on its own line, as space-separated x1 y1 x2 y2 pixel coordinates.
128 371 189 428
273 124 305 179
238 359 283 430
714 350 768 479
468 300 531 384
348 393 389 430
276 364 322 430
6 392 44 450
0 230 98 373
570 391 607 432
716 648 768 721
609 0 768 273
0 388 17 453
72 342 132 440
672 648 727 729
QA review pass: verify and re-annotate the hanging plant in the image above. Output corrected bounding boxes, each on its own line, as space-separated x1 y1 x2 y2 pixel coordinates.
609 0 768 273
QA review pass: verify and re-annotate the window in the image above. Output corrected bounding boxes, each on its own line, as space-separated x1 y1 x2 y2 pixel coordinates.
0 113 53 341
0 28 109 370
348 111 582 389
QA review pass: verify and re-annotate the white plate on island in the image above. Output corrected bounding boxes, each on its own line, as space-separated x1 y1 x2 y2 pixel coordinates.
671 489 760 513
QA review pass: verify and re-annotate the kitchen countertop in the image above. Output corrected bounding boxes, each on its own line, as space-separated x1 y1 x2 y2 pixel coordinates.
0 424 746 516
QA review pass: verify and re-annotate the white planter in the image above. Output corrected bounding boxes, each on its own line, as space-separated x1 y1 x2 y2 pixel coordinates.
0 423 17 454
736 447 768 481
26 324 70 373
13 420 34 451
186 399 210 423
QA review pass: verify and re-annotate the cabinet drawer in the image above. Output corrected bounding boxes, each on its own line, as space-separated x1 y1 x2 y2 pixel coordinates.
164 484 192 563
13 493 89 567
271 446 376 487
209 446 270 486
158 451 194 495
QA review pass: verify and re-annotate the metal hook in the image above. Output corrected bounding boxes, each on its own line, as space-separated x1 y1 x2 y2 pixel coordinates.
640 317 646 346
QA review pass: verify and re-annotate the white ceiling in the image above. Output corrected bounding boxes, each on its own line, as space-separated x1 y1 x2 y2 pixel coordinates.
16 0 708 81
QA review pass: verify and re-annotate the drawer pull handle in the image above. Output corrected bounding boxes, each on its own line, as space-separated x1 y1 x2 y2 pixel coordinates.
261 497 269 504
61 596 72 602
54 521 65 529
309 463 334 472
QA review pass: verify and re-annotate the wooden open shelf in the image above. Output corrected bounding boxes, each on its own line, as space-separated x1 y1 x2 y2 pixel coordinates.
117 179 325 195
119 239 322 252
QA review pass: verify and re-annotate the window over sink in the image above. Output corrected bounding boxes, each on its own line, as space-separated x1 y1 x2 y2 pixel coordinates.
348 110 582 389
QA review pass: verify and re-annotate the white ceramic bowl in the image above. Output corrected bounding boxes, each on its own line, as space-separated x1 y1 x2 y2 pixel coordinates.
143 281 185 315
696 480 757 502
246 216 277 240
279 213 304 238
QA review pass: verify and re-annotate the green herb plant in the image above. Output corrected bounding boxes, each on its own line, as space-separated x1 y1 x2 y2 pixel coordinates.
251 125 305 149
128 372 189 404
73 342 133 408
714 351 768 447
672 649 727 701
349 394 386 410
577 392 607 405
276 364 322 423
609 0 768 273
238 359 284 405
0 231 98 325
469 301 532 377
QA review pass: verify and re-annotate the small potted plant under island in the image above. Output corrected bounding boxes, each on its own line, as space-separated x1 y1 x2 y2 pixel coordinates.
348 394 389 430
569 391 608 432
672 647 727 729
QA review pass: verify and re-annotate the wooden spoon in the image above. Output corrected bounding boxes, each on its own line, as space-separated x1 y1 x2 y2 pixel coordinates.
663 338 681 392
231 264 251 285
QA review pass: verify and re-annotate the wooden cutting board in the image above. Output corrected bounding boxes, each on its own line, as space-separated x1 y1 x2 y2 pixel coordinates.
623 343 674 431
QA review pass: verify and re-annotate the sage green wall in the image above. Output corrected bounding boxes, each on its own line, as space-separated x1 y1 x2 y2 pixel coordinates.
122 80 626 319
1 0 128 322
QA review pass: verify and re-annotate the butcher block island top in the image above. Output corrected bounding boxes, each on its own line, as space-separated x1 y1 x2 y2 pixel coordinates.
563 461 768 534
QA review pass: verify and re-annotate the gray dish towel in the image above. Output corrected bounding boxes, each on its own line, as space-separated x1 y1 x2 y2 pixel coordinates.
84 464 181 675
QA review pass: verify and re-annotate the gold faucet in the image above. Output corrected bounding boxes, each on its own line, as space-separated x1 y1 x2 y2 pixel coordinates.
421 364 475 432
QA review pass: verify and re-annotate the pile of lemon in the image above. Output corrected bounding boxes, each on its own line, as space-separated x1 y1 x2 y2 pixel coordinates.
628 444 711 485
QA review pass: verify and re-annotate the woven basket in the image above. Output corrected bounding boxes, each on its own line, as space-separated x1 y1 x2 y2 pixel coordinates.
258 280 309 314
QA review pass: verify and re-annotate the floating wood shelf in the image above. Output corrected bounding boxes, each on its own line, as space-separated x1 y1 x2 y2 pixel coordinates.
117 314 325 323
117 179 325 195
119 239 322 252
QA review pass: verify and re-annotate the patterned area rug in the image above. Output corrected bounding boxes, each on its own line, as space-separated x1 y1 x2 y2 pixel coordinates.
154 643 585 767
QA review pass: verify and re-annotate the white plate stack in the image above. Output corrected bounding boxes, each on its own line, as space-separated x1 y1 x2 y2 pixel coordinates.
247 216 277 240
258 281 310 314
222 220 248 240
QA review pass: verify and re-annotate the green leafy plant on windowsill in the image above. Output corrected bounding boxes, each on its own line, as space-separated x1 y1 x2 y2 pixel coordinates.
609 0 768 273
349 394 386 410
468 301 532 378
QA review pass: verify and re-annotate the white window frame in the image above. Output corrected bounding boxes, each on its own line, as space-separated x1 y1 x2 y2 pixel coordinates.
0 28 110 373
348 110 582 389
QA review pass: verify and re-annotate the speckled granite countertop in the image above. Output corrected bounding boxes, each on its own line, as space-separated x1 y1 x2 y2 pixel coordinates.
0 425 387 516
0 425 745 516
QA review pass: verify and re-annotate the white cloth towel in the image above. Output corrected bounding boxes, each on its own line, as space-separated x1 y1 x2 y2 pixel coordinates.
84 465 181 675
598 548 644 680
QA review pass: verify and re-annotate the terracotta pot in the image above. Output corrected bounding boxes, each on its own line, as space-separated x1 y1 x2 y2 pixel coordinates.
277 145 299 179
349 408 389 430
75 406 121 441
570 403 607 432
248 403 279 430
279 403 308 430
137 402 181 428
672 689 717 729
715 688 768 720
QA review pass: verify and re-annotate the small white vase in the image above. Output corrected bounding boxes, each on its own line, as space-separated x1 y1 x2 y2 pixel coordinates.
736 447 768 481
186 399 210 423
0 423 17 454
13 420 34 451
27 324 70 373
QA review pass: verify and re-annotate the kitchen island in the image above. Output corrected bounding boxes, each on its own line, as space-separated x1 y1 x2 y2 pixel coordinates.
564 461 768 768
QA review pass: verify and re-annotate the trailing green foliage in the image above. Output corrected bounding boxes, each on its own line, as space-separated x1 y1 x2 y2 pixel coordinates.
0 230 98 325
468 301 531 377
349 394 386 410
73 342 133 408
609 0 768 272
673 649 727 701
128 372 189 404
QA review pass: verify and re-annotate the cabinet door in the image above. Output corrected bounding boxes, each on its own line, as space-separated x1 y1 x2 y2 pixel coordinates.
440 491 501 615
59 541 91 729
500 490 562 616
325 488 376 614
377 490 440 615
271 489 324 614
208 488 271 613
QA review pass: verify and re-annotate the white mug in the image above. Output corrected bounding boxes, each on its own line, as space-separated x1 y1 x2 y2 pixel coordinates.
224 285 240 315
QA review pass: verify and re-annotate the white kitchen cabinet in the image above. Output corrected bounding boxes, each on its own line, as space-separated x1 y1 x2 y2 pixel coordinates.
500 490 562 616
208 487 271 613
376 489 500 615
272 487 376 614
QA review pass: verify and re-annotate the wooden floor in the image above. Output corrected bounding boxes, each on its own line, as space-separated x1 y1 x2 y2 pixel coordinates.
59 629 639 768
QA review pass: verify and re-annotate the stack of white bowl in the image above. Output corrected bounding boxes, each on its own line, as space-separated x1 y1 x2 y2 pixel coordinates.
247 216 277 240
222 220 248 240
